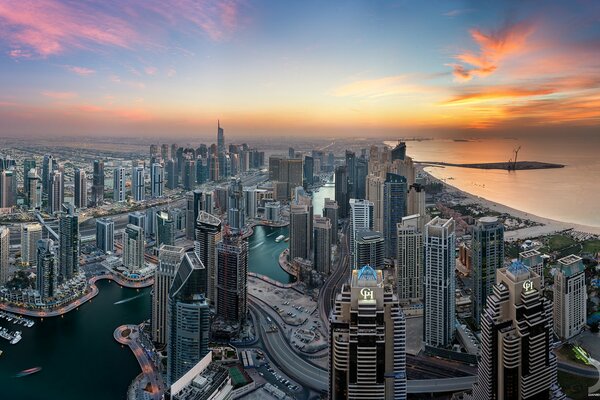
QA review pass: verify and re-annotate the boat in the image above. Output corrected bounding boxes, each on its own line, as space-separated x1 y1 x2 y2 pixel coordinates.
10 335 22 345
15 367 42 378
275 235 285 243
284 237 289 242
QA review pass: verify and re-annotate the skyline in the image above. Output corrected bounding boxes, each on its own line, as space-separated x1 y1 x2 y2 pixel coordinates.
0 1 599 138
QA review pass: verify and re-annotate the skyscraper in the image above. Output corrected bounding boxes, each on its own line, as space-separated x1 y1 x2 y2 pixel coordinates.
303 155 314 187
167 251 210 385
323 198 339 244
0 169 17 208
466 262 565 400
423 217 456 349
74 168 87 209
354 230 384 270
123 224 144 272
91 159 104 207
383 173 407 258
21 223 42 266
0 227 9 286
96 217 115 254
37 239 58 302
47 170 64 213
329 265 407 399
186 190 203 240
151 163 164 198
153 245 185 345
131 165 145 202
554 255 586 340
289 205 311 261
42 154 55 196
313 216 332 274
471 217 505 327
217 121 225 179
113 166 126 202
349 198 374 268
227 178 245 233
23 158 36 198
334 166 349 218
345 150 356 199
59 205 79 281
194 211 222 306
166 159 177 190
396 214 423 303
519 249 545 287
25 169 42 210
156 210 175 248
216 234 248 327
128 211 146 231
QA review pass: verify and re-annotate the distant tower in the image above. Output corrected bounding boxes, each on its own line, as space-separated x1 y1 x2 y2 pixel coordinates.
91 159 104 207
151 163 164 198
96 218 114 254
131 165 145 202
289 205 311 261
186 190 203 240
23 158 36 198
313 216 332 274
128 211 146 232
383 172 407 258
323 198 339 244
329 265 407 399
59 205 79 281
113 166 126 202
156 210 175 248
166 159 177 190
554 255 586 340
0 169 17 208
153 245 184 346
227 178 245 233
21 223 42 266
123 224 144 272
349 199 374 268
0 227 9 286
42 154 55 196
216 234 248 328
334 166 349 218
194 211 222 306
397 214 423 303
47 170 64 213
74 168 87 209
26 169 42 210
217 121 225 179
37 239 58 302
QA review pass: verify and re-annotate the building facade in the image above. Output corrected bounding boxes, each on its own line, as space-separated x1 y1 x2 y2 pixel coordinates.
554 255 586 340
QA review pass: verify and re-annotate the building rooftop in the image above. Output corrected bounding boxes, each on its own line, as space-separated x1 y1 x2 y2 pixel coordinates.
557 255 585 277
506 260 531 282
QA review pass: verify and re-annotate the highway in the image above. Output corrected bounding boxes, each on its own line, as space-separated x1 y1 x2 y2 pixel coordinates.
558 360 600 379
408 376 477 393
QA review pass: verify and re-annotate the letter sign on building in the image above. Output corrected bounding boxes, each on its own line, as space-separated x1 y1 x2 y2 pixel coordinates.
523 280 534 292
360 288 374 300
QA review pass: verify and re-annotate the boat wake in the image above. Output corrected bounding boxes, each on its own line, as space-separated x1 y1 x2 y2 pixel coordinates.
266 231 276 237
251 241 264 250
114 293 146 305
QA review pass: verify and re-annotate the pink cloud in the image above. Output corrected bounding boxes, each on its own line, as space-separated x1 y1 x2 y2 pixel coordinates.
144 66 158 75
66 65 96 76
41 91 78 99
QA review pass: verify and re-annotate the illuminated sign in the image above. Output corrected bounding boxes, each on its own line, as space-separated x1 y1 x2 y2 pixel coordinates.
523 280 534 292
360 288 374 300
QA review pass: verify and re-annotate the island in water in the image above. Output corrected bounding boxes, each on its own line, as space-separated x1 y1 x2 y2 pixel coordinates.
418 161 565 171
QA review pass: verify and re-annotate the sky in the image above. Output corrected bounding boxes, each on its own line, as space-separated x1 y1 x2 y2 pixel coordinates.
0 0 599 139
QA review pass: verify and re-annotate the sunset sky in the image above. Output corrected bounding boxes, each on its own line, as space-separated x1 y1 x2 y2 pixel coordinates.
0 0 599 138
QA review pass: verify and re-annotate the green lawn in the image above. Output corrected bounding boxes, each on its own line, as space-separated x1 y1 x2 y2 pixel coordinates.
547 234 576 251
583 239 600 254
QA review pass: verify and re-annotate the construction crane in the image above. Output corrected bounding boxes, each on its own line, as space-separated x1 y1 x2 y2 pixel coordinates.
508 145 521 171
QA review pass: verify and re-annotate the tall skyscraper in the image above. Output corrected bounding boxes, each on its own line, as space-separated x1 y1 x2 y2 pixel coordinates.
186 190 203 240
217 121 225 179
354 230 384 270
161 143 169 161
0 227 9 286
167 251 209 385
243 188 257 220
42 154 55 196
166 159 177 190
156 210 175 248
131 165 145 202
128 211 146 231
23 158 36 198
37 239 58 302
303 155 314 187
423 217 456 349
554 255 586 340
194 211 222 305
519 249 545 287
216 234 248 328
466 262 565 400
91 159 104 207
183 159 196 191
289 205 311 261
227 178 245 233
313 216 332 274
123 224 144 272
74 168 87 209
355 157 368 200
0 169 16 208
112 166 126 202
345 150 356 199
396 214 423 303
47 170 64 213
323 198 339 244
383 173 407 258
471 217 505 327
349 199 374 268
334 166 349 218
151 163 164 198
96 217 114 254
329 265 407 399
59 205 79 281
153 245 185 345
26 169 42 210
21 223 42 266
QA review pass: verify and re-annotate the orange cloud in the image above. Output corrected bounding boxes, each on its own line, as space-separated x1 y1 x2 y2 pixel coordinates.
442 86 555 105
41 91 78 99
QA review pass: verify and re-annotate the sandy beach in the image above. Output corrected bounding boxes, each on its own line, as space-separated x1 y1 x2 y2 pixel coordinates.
420 167 600 240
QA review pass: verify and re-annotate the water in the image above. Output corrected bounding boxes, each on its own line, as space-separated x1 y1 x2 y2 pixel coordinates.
248 225 293 283
311 182 335 215
385 138 600 228
0 281 150 400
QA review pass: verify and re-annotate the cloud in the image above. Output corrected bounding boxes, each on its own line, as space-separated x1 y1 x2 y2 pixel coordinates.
442 86 555 105
449 20 534 81
144 66 158 75
66 65 95 76
443 9 474 18
332 75 433 98
109 75 145 89
167 68 177 77
41 91 78 99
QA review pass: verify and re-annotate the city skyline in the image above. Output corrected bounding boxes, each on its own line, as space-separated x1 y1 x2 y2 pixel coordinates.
0 1 599 138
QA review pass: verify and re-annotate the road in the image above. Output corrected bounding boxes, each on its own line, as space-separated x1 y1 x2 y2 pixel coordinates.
558 360 600 379
407 376 477 393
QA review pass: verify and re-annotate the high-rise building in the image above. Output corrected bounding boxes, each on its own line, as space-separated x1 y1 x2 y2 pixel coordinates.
47 170 64 213
167 251 210 385
349 199 374 268
21 223 42 267
334 166 349 218
166 159 177 190
59 205 79 281
354 230 384 270
391 142 407 161
288 147 295 158
91 159 104 207
96 217 114 254
156 210 175 248
290 205 311 261
123 224 144 272
423 217 456 349
153 245 185 345
472 217 505 328
186 190 203 240
355 157 368 200
265 201 280 222
217 120 225 172
519 249 545 287
37 239 58 302
216 234 248 327
128 211 146 231
407 183 426 225
303 155 314 187
322 198 339 244
313 216 332 274
42 154 55 197
194 211 222 306
0 227 9 286
74 168 87 209
26 169 42 210
0 169 17 208
397 214 423 303
227 178 245 233
383 173 407 258
329 265 407 399
466 262 565 400
151 163 164 198
23 158 36 197
161 143 169 161
366 174 385 232
131 166 145 202
554 255 586 340
345 150 356 199
243 188 257 219
183 159 196 191
113 166 126 202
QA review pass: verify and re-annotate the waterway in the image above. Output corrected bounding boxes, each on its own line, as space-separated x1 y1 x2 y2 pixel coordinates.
0 280 150 400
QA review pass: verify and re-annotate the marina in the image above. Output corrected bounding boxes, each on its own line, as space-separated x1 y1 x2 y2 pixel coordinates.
0 327 22 345
0 311 35 328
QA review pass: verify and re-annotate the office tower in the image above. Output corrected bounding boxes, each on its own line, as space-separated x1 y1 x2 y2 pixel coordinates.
23 158 36 197
288 147 295 158
265 201 281 222
472 217 505 327
323 198 339 244
334 166 349 218
128 211 146 231
313 217 331 274
167 251 210 385
26 169 42 209
396 214 423 303
383 173 407 258
290 205 311 261
47 170 64 213
216 234 248 327
196 157 209 185
161 143 169 161
91 159 104 206
345 150 356 199
186 190 203 240
217 119 225 157
170 207 186 231
194 211 222 306
21 223 42 267
227 178 245 233
0 169 16 208
113 166 126 202
74 168 87 209
166 159 177 190
153 245 185 345
519 249 545 287
151 163 164 198
156 210 175 248
150 144 159 163
268 155 282 181
170 144 178 163
329 265 407 399
554 255 586 340
366 174 385 232
466 262 565 400
355 157 368 200
0 227 8 286
208 152 219 182
37 239 58 301
59 205 79 281
423 217 456 349
354 230 384 270
391 141 407 161
407 183 426 224
96 217 114 254
286 158 304 199
349 199 374 268
243 188 257 219
145 207 156 236
42 154 55 196
123 224 144 272
183 159 196 191
303 155 314 186
131 166 145 202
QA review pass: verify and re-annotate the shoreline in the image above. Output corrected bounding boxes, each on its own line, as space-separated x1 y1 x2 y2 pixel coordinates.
421 168 600 240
